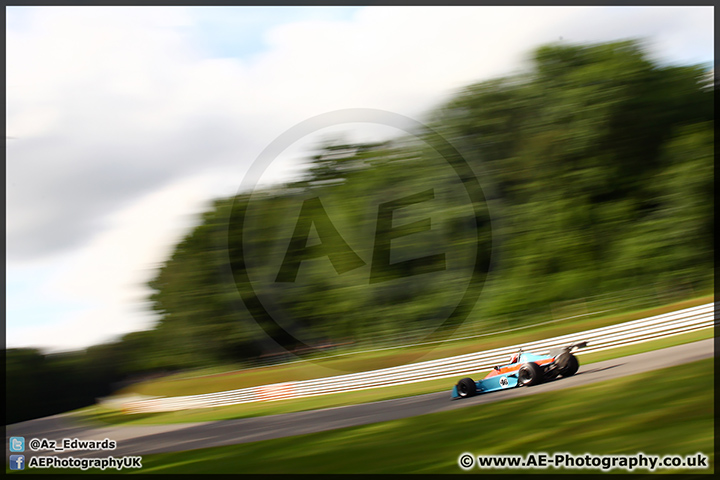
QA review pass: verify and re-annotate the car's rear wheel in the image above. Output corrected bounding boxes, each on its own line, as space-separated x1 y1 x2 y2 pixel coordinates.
457 377 477 397
517 362 543 386
557 353 579 377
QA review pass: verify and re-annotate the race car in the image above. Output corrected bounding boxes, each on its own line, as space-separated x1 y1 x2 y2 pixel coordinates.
451 341 588 399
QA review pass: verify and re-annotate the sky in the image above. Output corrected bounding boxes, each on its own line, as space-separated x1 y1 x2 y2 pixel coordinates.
5 6 714 353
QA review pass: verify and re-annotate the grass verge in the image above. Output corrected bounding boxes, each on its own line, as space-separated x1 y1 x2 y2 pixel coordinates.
36 358 714 474
72 326 712 426
118 294 713 398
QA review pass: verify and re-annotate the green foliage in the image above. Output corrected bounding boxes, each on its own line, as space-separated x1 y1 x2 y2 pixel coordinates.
434 40 713 319
141 39 712 369
5 346 124 425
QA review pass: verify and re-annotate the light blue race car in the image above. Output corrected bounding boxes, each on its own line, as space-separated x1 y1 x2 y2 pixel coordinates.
452 341 588 399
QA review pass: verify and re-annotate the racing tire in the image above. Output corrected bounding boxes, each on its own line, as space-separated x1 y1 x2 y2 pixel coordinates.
457 377 477 398
557 353 579 377
517 362 543 387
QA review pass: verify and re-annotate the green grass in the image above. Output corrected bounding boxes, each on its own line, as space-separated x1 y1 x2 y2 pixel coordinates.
118 295 713 398
72 326 712 426
34 358 714 474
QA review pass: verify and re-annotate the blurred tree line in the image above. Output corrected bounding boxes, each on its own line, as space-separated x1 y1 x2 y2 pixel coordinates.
5 40 713 424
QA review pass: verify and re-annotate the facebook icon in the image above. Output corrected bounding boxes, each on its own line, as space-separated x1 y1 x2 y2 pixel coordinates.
9 455 25 470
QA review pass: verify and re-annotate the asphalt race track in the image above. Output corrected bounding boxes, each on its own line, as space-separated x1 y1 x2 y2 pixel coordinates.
6 338 714 458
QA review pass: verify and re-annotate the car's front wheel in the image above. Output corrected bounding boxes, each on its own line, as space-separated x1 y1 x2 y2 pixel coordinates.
457 377 477 398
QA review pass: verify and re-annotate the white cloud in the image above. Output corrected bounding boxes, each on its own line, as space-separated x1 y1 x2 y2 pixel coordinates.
7 172 226 352
5 6 713 351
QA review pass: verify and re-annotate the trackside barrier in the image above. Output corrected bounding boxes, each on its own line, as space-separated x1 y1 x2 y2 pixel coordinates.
114 303 714 413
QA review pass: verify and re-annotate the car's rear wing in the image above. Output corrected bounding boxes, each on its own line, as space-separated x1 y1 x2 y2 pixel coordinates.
547 341 588 358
